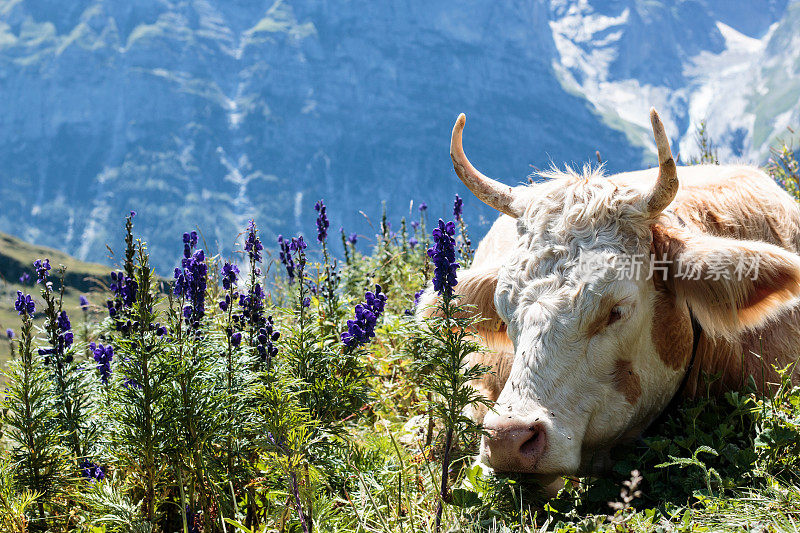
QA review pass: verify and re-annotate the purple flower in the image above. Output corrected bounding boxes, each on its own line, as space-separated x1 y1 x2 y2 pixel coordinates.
182 231 198 259
33 259 51 283
453 194 463 221
107 271 138 326
348 233 358 245
230 331 242 347
109 271 137 306
411 221 419 230
221 262 239 290
79 295 89 311
341 285 387 349
237 283 265 331
277 235 295 282
19 272 30 284
419 202 428 212
80 460 106 482
255 315 280 364
244 220 263 265
289 236 307 252
409 237 418 249
278 235 307 284
6 329 13 339
174 236 207 331
40 310 74 368
14 291 35 317
315 200 330 243
302 297 311 308
307 280 319 296
57 311 71 336
427 219 459 299
90 342 114 383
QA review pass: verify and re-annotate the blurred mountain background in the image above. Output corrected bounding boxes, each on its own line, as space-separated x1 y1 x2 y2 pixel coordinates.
0 0 798 273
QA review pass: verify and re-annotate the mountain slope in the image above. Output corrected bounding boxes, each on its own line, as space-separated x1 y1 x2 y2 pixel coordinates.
0 0 797 273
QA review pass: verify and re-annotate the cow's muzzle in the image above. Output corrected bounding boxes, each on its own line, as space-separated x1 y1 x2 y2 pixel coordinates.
481 413 548 472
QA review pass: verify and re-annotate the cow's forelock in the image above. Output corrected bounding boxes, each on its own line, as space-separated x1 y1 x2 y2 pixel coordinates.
499 169 652 323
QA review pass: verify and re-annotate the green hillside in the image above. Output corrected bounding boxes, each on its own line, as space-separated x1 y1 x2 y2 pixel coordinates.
0 231 111 362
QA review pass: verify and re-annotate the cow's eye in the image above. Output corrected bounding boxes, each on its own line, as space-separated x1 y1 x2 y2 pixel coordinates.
607 306 624 326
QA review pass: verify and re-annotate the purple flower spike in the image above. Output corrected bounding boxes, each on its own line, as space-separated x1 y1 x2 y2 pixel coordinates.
278 235 295 282
33 259 51 283
453 194 463 221
230 331 242 347
174 233 207 331
341 285 387 349
14 291 35 317
80 460 106 482
90 342 114 383
427 219 459 299
315 200 330 243
245 220 264 265
221 262 239 290
278 234 307 284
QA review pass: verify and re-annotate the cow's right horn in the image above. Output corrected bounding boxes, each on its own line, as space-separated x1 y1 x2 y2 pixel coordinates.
645 108 679 216
451 114 524 218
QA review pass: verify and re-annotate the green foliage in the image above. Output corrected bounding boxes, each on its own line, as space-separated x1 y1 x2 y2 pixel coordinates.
687 120 719 165
1 303 70 528
37 265 94 463
768 129 800 201
0 456 41 533
104 244 172 526
417 295 489 532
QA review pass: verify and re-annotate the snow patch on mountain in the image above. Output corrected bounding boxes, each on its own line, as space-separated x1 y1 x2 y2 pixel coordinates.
549 2 795 165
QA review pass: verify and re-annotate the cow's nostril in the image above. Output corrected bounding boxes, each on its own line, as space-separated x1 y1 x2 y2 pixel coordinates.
519 425 546 459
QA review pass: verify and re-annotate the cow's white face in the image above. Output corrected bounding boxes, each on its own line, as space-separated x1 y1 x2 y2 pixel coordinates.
481 176 685 474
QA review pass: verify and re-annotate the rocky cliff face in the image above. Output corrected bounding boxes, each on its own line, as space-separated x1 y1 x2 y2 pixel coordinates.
0 1 797 272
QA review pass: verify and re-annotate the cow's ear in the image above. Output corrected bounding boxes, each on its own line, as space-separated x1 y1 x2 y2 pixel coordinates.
652 225 800 339
416 266 503 330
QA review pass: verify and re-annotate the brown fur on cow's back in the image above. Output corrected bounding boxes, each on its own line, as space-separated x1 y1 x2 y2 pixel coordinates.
617 164 800 251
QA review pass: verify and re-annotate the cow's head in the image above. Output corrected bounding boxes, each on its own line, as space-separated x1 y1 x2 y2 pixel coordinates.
450 110 800 475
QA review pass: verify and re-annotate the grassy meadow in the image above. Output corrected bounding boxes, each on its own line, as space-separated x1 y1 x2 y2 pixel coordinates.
0 131 799 533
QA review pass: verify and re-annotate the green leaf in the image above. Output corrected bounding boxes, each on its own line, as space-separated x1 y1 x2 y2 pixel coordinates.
450 487 482 508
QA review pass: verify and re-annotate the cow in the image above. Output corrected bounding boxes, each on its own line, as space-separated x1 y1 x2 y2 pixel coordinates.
418 109 800 478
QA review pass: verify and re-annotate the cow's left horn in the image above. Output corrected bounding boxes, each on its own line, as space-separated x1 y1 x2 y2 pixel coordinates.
646 108 679 215
451 114 524 218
